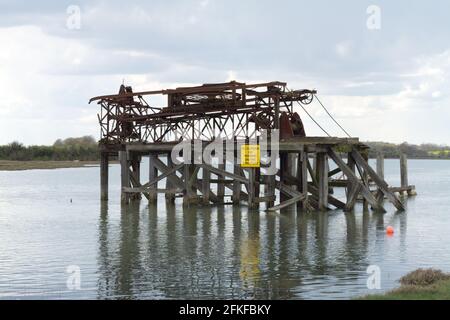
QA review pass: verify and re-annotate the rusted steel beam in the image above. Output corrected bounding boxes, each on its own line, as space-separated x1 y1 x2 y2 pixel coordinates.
92 81 316 145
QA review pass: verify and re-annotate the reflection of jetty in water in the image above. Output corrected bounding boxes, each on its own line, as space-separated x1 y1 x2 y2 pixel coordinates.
96 201 407 299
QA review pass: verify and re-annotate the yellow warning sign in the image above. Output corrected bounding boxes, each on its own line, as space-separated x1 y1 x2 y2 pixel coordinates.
240 144 260 168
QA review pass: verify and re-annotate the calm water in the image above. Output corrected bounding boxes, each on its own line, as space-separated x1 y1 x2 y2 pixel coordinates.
0 159 449 300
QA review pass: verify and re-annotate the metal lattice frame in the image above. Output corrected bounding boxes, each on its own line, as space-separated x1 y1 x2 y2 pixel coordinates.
91 81 316 145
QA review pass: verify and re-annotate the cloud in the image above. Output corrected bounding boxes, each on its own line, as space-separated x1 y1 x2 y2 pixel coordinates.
0 0 450 144
335 41 353 58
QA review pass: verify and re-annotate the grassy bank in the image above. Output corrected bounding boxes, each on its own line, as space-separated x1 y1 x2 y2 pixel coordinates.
0 160 101 171
361 269 450 300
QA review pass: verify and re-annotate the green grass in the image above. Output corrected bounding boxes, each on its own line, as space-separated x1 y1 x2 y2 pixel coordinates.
428 150 450 156
361 269 450 300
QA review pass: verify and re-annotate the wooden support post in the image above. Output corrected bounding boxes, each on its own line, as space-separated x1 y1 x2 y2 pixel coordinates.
130 153 141 201
328 148 386 213
265 151 276 209
183 163 191 205
254 136 261 203
288 153 298 190
297 151 308 210
316 152 329 211
313 154 318 182
190 164 198 195
345 184 361 212
376 153 385 203
361 151 369 212
247 168 257 209
306 157 318 187
346 152 356 205
279 152 288 201
119 150 130 204
217 163 225 202
165 154 175 203
266 175 276 208
232 163 241 204
377 153 385 179
351 149 404 211
148 153 158 204
202 164 210 204
100 152 109 201
152 155 186 190
183 162 195 206
400 153 408 196
232 137 241 204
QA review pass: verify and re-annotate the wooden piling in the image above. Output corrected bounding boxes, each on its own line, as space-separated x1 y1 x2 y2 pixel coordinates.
100 152 109 201
376 153 384 204
288 153 298 190
202 164 211 204
279 152 288 202
108 136 413 211
148 153 158 203
232 162 241 204
265 150 276 209
346 152 356 210
297 151 308 210
351 149 404 211
183 162 194 206
376 153 384 179
400 153 408 196
217 163 225 203
247 168 257 209
119 150 130 204
328 148 386 213
130 153 142 201
165 154 175 203
313 154 318 182
361 151 369 212
316 152 329 211
232 138 241 204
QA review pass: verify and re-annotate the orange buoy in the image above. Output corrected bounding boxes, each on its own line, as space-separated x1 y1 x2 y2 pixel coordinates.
386 226 394 235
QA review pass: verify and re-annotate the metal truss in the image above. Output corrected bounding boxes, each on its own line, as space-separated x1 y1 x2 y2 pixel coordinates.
91 81 316 145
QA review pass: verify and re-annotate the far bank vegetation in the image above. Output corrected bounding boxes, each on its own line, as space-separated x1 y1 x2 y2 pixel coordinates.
0 137 449 161
0 136 99 161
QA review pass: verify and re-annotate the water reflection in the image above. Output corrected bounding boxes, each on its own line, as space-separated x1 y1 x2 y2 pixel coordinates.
96 202 406 299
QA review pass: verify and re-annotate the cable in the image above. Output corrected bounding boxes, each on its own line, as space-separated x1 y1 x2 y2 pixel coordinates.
314 94 352 138
286 87 331 137
295 100 331 137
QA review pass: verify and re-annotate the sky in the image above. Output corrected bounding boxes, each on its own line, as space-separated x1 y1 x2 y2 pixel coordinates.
0 0 449 145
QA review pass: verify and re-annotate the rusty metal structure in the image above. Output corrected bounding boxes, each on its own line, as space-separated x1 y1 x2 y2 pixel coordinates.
90 81 314 145
92 80 415 212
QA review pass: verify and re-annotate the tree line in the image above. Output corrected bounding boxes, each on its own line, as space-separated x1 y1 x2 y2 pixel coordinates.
0 136 99 161
0 136 449 161
365 141 450 159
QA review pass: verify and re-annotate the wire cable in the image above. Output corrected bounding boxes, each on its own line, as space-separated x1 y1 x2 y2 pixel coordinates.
286 87 331 137
314 94 352 138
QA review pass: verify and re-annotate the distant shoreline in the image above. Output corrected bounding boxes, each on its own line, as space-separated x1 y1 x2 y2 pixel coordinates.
0 160 102 171
1 157 448 172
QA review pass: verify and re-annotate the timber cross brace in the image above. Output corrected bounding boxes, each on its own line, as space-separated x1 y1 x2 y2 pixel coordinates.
94 80 408 213
105 139 405 213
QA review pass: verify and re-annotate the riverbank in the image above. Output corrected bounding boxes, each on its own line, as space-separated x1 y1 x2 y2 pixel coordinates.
0 160 101 171
361 269 450 300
